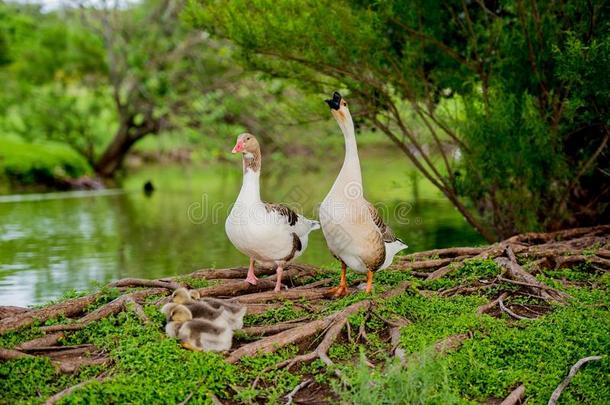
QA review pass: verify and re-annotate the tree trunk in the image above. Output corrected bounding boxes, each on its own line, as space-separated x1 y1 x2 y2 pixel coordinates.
94 116 160 179
94 124 137 178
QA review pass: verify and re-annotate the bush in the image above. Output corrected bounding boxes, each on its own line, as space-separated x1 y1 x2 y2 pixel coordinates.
0 136 92 186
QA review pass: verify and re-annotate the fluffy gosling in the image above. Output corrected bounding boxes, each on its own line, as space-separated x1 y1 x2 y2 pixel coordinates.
165 304 233 352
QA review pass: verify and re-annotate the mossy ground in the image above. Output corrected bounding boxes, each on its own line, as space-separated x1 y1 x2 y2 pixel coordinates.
1 260 608 404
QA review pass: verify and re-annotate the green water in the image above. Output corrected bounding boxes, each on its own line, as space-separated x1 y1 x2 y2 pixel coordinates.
0 156 483 306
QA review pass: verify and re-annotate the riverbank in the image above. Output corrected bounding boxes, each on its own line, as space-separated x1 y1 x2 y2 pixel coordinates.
1 226 608 404
0 137 93 194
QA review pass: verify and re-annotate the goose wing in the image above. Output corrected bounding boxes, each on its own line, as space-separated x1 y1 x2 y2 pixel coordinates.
264 202 318 236
264 203 299 226
366 201 398 243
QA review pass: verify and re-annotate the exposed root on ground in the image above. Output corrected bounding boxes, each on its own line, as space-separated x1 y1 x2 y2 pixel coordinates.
499 384 525 405
548 355 605 405
395 225 610 281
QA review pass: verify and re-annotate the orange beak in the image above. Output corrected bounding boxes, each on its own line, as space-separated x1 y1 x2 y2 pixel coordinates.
232 140 244 153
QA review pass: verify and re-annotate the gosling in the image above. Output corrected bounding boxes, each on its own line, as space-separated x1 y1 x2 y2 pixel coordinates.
165 304 233 352
169 288 246 330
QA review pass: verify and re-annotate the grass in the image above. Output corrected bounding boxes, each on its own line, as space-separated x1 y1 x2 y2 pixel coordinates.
0 260 608 404
0 136 91 189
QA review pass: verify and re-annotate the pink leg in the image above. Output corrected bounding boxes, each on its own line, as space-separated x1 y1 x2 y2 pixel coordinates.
245 258 258 285
274 265 284 292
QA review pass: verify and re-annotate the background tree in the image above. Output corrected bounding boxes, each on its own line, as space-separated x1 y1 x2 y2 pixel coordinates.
0 1 331 180
74 0 241 177
188 0 610 241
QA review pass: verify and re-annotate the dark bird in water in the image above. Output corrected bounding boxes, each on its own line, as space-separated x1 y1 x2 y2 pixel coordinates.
143 180 155 196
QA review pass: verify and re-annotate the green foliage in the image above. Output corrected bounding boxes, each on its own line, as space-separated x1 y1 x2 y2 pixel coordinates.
190 0 610 238
0 328 44 350
424 259 500 290
243 302 307 326
0 357 103 405
338 353 466 405
0 1 342 183
444 293 610 403
234 347 301 404
457 90 567 232
0 136 92 185
382 293 492 353
172 276 211 290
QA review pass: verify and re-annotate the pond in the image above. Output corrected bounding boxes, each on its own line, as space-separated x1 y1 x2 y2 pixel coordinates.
0 155 484 306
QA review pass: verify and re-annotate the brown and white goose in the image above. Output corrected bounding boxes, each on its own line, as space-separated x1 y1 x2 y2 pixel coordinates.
225 133 320 292
320 92 408 296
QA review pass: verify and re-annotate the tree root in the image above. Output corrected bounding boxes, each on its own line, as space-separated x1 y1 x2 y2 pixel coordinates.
194 266 317 299
228 318 331 364
232 288 329 304
240 283 411 372
41 289 165 333
495 259 570 304
108 278 181 290
391 225 610 284
239 320 313 337
1 345 110 374
0 347 31 361
0 306 30 320
16 332 65 350
432 333 469 355
476 292 508 315
498 297 533 321
0 294 101 335
285 378 312 405
399 257 465 273
506 224 610 245
187 264 315 281
499 384 525 405
548 355 604 405
43 372 108 405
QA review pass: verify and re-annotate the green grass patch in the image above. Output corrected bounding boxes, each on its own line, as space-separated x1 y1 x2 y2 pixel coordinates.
443 291 610 403
338 352 467 405
243 301 307 326
424 259 500 291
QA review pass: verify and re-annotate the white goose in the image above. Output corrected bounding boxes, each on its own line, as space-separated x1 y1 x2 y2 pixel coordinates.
225 133 320 292
320 92 408 296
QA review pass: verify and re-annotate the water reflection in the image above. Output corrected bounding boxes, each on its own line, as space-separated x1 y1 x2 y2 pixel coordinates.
0 160 483 306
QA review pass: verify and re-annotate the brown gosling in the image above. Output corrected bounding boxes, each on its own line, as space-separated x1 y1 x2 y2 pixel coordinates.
200 297 246 330
168 288 246 330
166 305 233 352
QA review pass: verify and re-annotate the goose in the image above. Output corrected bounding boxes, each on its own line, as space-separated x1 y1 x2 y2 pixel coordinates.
225 133 320 292
166 288 246 330
320 92 408 297
165 304 233 352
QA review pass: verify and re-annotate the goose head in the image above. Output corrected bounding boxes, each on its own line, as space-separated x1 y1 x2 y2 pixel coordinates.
232 133 260 156
169 304 193 322
232 133 261 172
171 288 193 305
325 92 353 128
